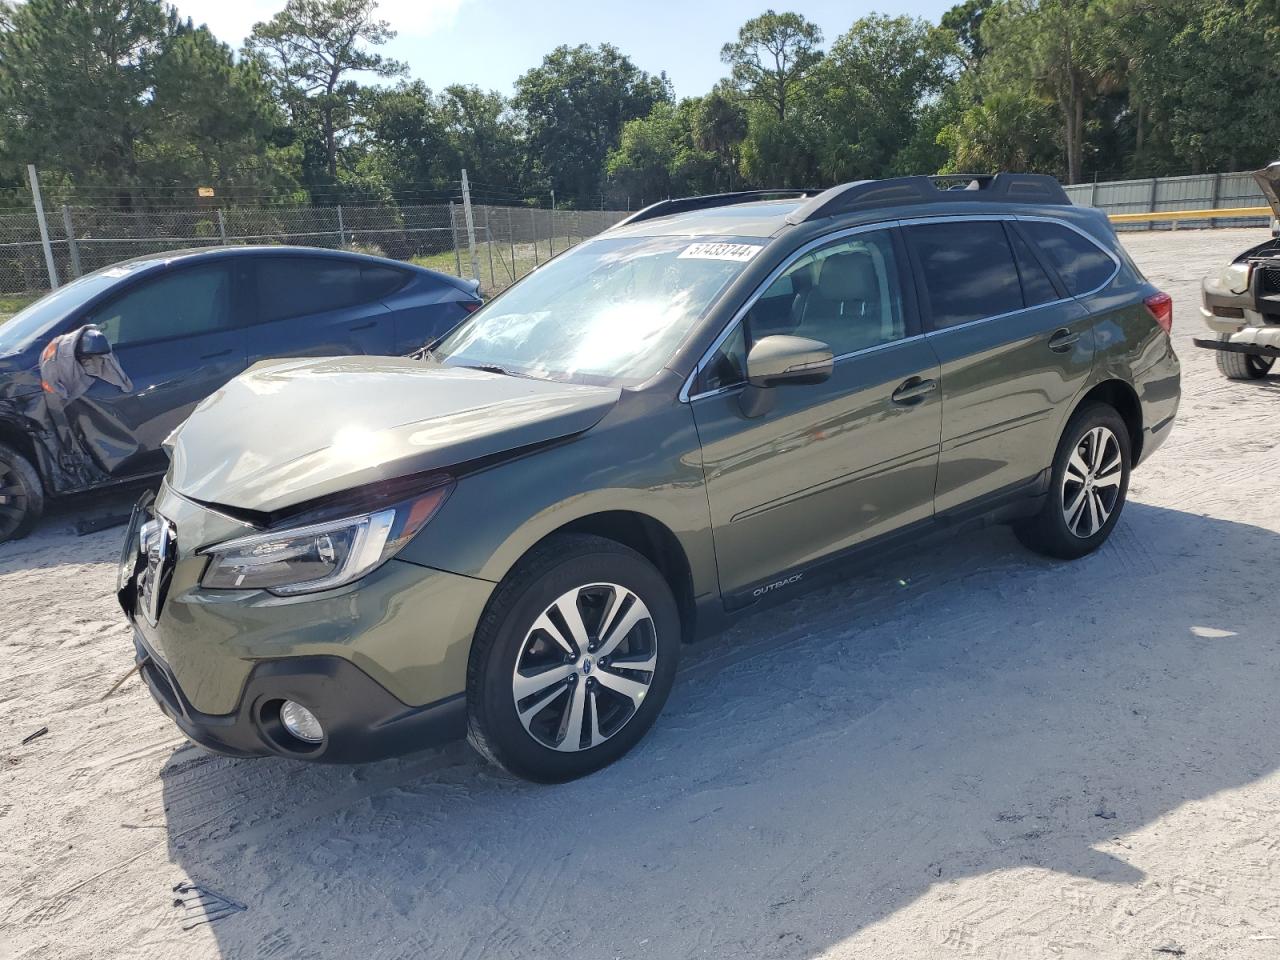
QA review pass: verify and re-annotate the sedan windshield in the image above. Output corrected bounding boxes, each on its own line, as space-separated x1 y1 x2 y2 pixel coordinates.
432 235 763 385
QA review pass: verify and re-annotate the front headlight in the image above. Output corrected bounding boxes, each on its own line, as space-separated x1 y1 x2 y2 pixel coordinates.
199 484 451 595
1221 261 1252 295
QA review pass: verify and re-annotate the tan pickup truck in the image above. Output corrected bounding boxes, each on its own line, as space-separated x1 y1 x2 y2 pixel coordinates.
1197 162 1280 379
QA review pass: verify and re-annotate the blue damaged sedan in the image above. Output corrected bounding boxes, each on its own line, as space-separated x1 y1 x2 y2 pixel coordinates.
0 246 481 540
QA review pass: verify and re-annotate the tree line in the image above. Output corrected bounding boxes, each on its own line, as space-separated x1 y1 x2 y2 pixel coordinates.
0 0 1276 211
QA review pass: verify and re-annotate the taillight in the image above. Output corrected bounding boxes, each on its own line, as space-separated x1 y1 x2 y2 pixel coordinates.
461 299 482 314
1144 291 1173 333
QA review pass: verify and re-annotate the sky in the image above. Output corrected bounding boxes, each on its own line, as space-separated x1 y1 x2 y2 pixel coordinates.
172 0 958 100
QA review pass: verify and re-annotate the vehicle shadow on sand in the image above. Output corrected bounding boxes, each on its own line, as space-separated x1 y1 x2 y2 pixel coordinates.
159 501 1280 958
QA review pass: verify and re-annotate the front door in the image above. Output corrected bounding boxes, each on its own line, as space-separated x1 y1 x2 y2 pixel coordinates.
690 227 943 605
71 260 248 479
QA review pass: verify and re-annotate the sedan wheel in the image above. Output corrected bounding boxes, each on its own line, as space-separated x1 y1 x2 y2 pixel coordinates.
1060 426 1123 539
512 583 658 753
0 443 43 543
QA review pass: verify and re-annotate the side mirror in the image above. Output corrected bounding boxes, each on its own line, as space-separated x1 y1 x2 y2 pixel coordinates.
739 335 833 418
746 335 833 388
76 326 113 359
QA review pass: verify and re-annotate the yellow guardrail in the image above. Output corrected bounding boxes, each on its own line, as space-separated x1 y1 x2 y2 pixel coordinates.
1108 206 1272 224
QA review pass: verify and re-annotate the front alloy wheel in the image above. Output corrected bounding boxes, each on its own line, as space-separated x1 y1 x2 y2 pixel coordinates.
512 583 658 752
467 534 680 782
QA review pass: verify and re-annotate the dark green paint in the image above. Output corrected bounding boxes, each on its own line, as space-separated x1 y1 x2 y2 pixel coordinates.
132 196 1180 736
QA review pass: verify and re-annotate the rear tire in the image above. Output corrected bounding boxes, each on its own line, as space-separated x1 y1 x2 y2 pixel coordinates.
466 534 680 782
0 442 43 543
1015 405 1131 560
1215 348 1274 380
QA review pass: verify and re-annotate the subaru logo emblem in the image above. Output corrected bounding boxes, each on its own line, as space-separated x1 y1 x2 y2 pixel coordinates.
581 657 593 676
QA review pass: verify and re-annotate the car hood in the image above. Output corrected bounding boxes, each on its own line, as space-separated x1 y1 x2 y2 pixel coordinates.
1255 162 1280 219
168 356 620 513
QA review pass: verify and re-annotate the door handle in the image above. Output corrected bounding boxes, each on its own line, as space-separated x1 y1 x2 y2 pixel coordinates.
199 348 233 360
1048 328 1080 352
349 320 378 331
891 377 938 405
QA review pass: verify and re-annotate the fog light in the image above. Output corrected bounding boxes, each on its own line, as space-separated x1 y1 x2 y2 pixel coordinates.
279 700 323 743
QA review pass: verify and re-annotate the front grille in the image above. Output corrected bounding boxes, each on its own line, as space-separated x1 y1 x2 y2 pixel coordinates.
1260 266 1280 294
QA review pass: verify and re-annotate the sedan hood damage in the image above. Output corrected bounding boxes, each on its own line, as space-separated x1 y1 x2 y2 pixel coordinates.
168 356 620 512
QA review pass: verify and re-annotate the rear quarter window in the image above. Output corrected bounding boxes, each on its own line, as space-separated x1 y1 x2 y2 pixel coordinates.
1020 221 1117 296
361 265 411 299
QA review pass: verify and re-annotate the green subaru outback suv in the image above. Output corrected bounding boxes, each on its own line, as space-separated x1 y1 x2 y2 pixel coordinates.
119 175 1180 782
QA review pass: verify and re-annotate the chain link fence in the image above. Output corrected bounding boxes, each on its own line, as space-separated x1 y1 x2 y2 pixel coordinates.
8 169 1269 300
0 201 628 299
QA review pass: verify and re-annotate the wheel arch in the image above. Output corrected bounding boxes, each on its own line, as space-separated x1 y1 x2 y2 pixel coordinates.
1068 379 1144 463
0 419 45 486
515 510 698 642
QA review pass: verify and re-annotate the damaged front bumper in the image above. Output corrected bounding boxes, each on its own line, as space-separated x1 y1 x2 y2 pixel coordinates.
117 483 494 762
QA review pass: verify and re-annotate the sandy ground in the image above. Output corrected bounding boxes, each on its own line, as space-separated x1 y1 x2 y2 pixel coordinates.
1 228 1278 960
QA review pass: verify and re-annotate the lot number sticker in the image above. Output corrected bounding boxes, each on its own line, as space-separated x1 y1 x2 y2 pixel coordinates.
678 242 763 262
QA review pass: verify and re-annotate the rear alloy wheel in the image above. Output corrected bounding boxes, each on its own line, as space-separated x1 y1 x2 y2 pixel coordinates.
1015 405 1131 560
1215 348 1275 380
467 534 679 782
1060 425 1124 539
0 442 43 543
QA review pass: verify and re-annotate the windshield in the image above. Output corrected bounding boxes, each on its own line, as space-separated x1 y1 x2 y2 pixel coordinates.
432 235 763 385
0 262 149 354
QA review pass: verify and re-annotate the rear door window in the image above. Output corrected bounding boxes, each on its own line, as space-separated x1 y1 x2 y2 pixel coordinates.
907 221 1023 329
256 258 400 323
1019 220 1117 295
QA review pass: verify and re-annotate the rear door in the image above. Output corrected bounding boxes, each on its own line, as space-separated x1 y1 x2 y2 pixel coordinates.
904 217 1096 514
690 225 942 604
73 260 249 478
246 255 396 362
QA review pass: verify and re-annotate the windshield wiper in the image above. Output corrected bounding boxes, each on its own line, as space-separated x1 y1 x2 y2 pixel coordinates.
461 363 524 377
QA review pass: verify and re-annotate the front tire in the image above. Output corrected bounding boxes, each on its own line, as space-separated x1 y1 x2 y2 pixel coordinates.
466 534 680 782
1015 405 1131 560
1215 348 1274 380
0 442 43 543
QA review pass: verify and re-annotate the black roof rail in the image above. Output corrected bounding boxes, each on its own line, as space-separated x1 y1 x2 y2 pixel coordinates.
611 188 821 229
785 173 1070 224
